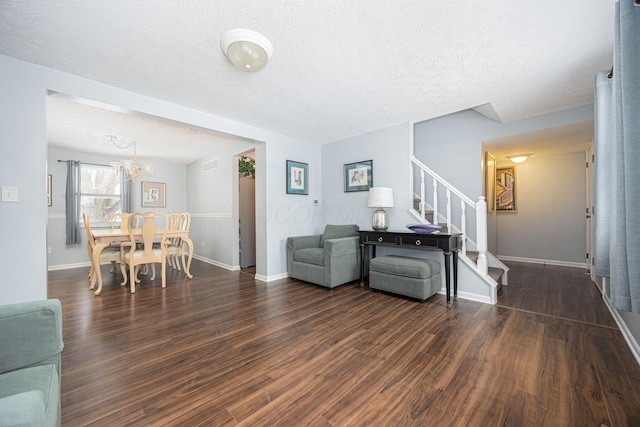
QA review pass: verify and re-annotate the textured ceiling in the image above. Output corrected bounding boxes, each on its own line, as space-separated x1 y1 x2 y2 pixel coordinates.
47 95 241 165
0 1 614 160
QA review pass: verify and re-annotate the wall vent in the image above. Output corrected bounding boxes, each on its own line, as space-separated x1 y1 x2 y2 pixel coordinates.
203 159 219 171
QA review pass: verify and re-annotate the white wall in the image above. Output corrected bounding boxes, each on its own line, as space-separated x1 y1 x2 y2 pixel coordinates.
496 152 586 265
0 53 319 304
46 146 187 269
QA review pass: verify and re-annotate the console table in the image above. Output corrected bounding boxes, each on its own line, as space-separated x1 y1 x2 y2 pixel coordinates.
359 230 462 304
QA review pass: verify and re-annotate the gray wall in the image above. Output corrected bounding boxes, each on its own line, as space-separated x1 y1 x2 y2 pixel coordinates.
186 140 257 269
413 105 593 260
495 152 587 264
321 123 414 231
46 146 187 269
0 56 48 304
414 106 594 201
260 137 323 278
321 122 494 302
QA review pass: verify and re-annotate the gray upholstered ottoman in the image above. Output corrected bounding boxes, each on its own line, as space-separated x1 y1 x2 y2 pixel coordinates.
369 255 441 300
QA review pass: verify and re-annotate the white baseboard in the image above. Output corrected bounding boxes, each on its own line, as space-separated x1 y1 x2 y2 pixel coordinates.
192 254 239 271
602 293 640 366
48 261 92 271
436 289 492 305
49 257 242 273
497 255 586 269
254 273 289 283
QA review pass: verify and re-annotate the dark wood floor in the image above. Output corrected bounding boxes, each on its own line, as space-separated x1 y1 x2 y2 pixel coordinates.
48 260 640 426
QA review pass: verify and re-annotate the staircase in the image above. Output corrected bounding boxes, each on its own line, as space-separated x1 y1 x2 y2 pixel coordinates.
410 156 508 304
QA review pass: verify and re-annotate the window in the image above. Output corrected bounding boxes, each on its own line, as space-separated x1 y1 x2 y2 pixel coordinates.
80 164 120 226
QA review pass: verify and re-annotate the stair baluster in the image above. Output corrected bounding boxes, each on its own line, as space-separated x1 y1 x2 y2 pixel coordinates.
446 189 452 232
432 179 438 226
410 156 509 303
460 199 467 256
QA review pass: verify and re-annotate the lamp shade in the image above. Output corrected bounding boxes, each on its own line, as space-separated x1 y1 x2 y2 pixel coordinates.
368 187 394 208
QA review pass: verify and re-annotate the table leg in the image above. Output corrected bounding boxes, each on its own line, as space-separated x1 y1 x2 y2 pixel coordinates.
444 251 451 305
92 243 109 296
183 237 194 279
453 249 459 299
360 243 365 287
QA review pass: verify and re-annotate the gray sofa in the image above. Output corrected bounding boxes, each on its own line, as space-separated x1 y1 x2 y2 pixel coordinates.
0 299 64 427
287 224 361 288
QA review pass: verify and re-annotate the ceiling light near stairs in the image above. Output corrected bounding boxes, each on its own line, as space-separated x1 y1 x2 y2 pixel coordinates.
507 154 530 164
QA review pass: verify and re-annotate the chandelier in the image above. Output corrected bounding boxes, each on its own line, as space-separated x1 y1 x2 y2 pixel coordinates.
107 135 154 182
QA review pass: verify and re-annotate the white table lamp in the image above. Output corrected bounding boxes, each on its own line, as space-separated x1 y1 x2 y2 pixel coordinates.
368 187 394 230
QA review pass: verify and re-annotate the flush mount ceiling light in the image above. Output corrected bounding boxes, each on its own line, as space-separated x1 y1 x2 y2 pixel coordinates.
220 29 273 72
507 154 531 164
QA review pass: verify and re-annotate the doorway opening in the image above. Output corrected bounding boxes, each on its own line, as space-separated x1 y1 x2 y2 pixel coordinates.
237 149 256 271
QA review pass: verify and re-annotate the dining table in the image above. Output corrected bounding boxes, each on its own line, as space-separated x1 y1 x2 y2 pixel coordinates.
89 227 194 295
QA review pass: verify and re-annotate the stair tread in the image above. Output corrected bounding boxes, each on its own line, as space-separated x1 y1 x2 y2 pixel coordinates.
488 266 503 282
465 251 504 283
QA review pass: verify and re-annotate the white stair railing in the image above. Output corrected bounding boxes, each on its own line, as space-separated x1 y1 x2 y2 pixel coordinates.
411 156 488 277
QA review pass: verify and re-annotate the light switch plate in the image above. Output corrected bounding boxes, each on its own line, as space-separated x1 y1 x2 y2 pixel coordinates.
1 186 18 202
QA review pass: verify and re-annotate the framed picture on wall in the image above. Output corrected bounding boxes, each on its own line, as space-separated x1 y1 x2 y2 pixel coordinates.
485 152 496 212
496 167 516 212
142 181 166 207
344 160 373 192
286 160 308 195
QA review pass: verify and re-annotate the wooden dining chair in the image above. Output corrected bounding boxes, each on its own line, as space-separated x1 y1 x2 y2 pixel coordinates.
107 212 131 272
166 212 191 271
83 212 121 291
110 213 129 232
119 211 169 293
113 212 158 284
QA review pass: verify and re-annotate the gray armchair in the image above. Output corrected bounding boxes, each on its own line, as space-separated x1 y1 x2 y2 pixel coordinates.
287 224 361 288
0 299 64 427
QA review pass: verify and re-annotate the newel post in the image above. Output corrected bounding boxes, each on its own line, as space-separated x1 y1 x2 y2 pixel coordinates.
475 196 488 275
